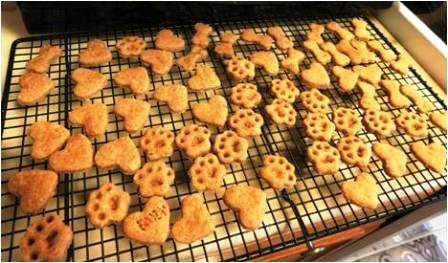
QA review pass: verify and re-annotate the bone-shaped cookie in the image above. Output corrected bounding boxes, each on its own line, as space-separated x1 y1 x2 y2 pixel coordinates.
214 32 239 58
49 133 93 173
26 45 62 73
351 18 372 41
154 84 188 113
192 23 213 48
341 172 378 210
327 21 354 40
176 46 208 72
333 66 358 92
336 39 364 65
379 79 412 108
192 95 228 127
241 29 273 50
307 23 325 44
390 54 412 75
79 39 112 66
28 121 70 160
429 111 447 131
267 26 293 50
350 40 376 63
303 40 331 65
410 141 446 173
281 48 305 74
400 85 434 113
95 136 141 175
367 40 397 62
18 72 55 105
250 51 279 75
353 64 382 85
357 81 380 110
320 42 350 66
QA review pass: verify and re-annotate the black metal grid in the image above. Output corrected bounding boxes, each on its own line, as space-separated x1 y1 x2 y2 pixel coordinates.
2 15 447 261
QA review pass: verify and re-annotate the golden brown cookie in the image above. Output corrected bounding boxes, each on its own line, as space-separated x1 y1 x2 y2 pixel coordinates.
192 23 213 48
332 66 358 92
229 108 264 137
327 21 354 40
241 29 273 50
270 79 299 103
49 133 93 173
353 64 383 85
300 62 331 90
79 39 112 66
350 40 376 63
429 111 447 131
400 85 434 113
303 40 331 65
176 124 211 159
299 88 330 113
280 48 305 74
357 81 380 110
176 46 208 72
213 130 249 164
250 51 279 75
116 36 146 58
71 68 108 99
333 107 362 136
140 49 174 75
335 39 363 65
230 83 262 109
226 56 256 81
140 127 174 161
28 121 70 160
379 79 412 108
95 136 141 175
154 84 188 113
69 103 108 138
307 141 340 175
155 29 185 52
187 64 221 92
363 109 396 137
373 142 408 177
267 26 294 50
341 172 378 210
395 111 428 138
390 54 412 75
18 72 55 105
410 141 446 173
188 153 226 192
320 42 350 66
367 40 397 62
26 44 62 73
114 98 151 133
303 112 335 141
192 95 228 127
134 161 175 197
214 31 239 58
307 23 325 44
114 67 150 95
265 99 297 127
337 136 371 170
351 18 372 41
260 155 296 190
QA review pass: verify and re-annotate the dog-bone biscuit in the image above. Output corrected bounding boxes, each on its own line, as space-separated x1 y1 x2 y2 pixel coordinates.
363 109 396 137
250 51 279 75
281 48 305 74
220 31 239 43
307 141 340 175
353 64 382 85
192 95 228 127
79 39 112 66
187 64 221 91
140 49 174 75
337 136 372 170
265 99 297 127
367 40 397 62
95 136 141 175
350 39 376 63
241 29 273 50
8 169 58 214
176 124 211 159
400 85 434 113
373 142 408 177
72 68 108 99
28 121 70 160
357 81 381 110
429 111 447 131
140 127 175 161
320 42 350 66
49 133 93 173
260 155 296 190
332 66 358 92
69 103 108 137
379 79 412 108
390 54 412 75
171 195 215 244
327 21 354 40
230 83 262 109
213 130 249 164
303 40 331 65
307 23 325 44
336 39 363 65
303 112 335 141
395 111 428 138
134 161 175 197
154 84 188 113
176 46 208 72
299 88 331 113
224 185 267 230
20 215 72 261
226 56 256 81
342 172 378 210
26 44 62 73
333 107 362 136
410 141 446 173
189 153 226 192
215 32 239 58
114 67 150 95
155 29 185 52
270 79 299 103
300 62 331 90
86 183 131 228
114 98 151 133
18 72 55 105
267 26 293 50
116 36 146 58
229 109 264 137
192 23 213 48
351 18 372 41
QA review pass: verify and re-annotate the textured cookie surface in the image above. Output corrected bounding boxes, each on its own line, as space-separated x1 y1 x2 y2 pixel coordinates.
187 64 221 91
300 62 331 89
363 109 396 137
333 66 358 92
114 98 151 133
307 141 340 175
79 39 112 66
72 68 108 99
337 136 371 170
140 49 174 75
154 84 188 113
410 141 446 173
270 79 299 103
373 142 408 177
250 51 279 75
134 161 175 197
26 45 62 73
188 153 226 192
114 67 150 95
299 88 330 113
260 155 296 190
140 127 175 161
213 130 249 164
395 111 428 138
95 136 141 175
175 124 211 159
155 29 185 52
226 56 256 81
230 83 261 109
28 121 70 160
69 103 108 137
341 172 378 210
192 95 228 127
303 112 335 141
116 36 146 58
265 99 297 127
49 134 93 173
379 79 412 108
429 111 447 131
18 72 55 105
333 107 362 136
229 109 264 137
281 48 305 74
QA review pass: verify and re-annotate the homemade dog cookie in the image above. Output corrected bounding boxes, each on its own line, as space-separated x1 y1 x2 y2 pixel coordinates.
49 134 93 173
336 39 363 65
320 42 350 66
134 161 175 197
341 172 378 210
28 121 70 160
140 49 174 75
155 29 185 52
303 40 331 65
395 111 428 138
192 22 213 48
429 111 447 131
303 112 335 141
327 21 354 40
410 141 446 173
213 130 249 164
351 18 372 40
26 44 62 73
333 107 362 136
95 136 141 175
357 81 381 110
226 56 256 81
332 66 358 92
299 88 330 113
223 185 267 230
176 124 211 159
367 40 397 62
270 79 299 103
140 127 175 161
123 196 170 245
79 39 112 66
363 109 396 137
373 142 408 177
176 45 208 72
20 215 72 261
229 108 264 137
18 72 55 105
350 39 377 63
230 83 262 109
171 195 215 244
8 169 58 214
72 68 108 99
214 31 239 58
353 64 383 85
281 48 305 74
114 67 150 95
188 153 226 192
114 98 151 133
300 62 331 89
400 85 434 113
192 95 228 127
307 141 340 175
86 183 131 228
379 79 412 108
267 26 293 50
69 103 108 137
265 99 297 127
187 64 221 91
260 154 296 190
116 36 146 58
241 28 273 50
250 51 279 75
307 23 325 44
337 136 371 170
390 54 412 75
154 84 188 113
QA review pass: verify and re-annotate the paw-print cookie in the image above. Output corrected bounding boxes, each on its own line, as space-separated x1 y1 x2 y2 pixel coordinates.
260 155 296 190
337 136 372 170
116 36 146 58
299 88 330 113
188 153 226 192
333 107 362 136
229 109 264 137
114 98 151 133
230 83 262 109
134 161 175 197
303 112 335 141
114 67 150 95
140 127 175 161
250 51 279 75
86 183 131 228
95 137 141 175
265 99 297 127
28 121 70 160
363 109 396 137
226 56 256 81
270 79 300 103
395 111 428 138
69 103 108 138
307 141 340 175
213 130 249 164
175 124 211 159
140 49 174 75
18 72 55 105
341 172 378 210
79 39 112 66
71 68 108 99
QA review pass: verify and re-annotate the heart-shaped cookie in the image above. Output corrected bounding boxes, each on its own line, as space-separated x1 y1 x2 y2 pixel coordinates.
114 98 151 133
341 172 378 210
223 185 267 230
187 64 221 92
300 62 331 89
72 68 108 99
154 84 188 113
18 72 55 105
69 103 108 138
155 29 185 52
171 195 215 244
192 95 228 127
95 136 141 175
28 121 70 160
79 39 112 66
410 141 446 173
49 133 94 173
8 169 58 214
122 196 170 245
114 67 150 95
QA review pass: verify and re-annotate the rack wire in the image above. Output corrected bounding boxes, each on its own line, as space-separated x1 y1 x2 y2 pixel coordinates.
2 15 447 262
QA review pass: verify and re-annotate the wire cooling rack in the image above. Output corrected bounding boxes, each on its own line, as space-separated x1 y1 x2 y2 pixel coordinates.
2 15 447 261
